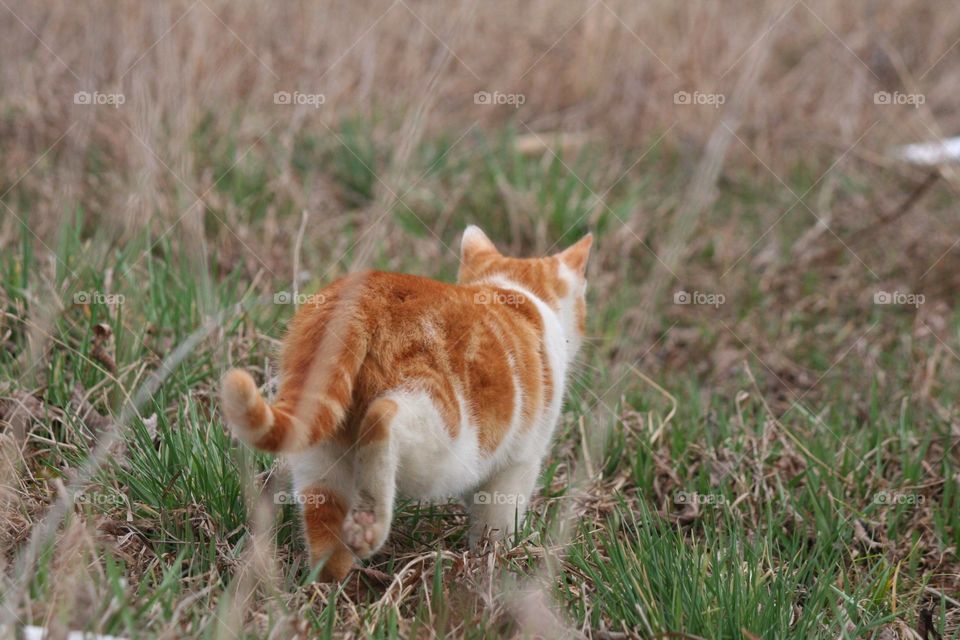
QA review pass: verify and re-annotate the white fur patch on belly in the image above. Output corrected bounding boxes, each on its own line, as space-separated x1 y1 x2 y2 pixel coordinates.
389 389 484 498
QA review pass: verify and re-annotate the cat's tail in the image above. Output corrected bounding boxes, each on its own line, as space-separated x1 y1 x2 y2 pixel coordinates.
221 275 371 453
221 369 297 452
220 368 349 453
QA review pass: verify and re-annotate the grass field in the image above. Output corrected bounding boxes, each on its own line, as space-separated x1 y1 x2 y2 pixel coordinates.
1 1 959 638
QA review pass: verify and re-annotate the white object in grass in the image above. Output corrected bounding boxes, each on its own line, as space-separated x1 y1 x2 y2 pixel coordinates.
895 136 960 166
23 626 127 640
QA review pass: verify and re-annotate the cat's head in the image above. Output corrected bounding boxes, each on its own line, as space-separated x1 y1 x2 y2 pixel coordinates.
458 225 592 353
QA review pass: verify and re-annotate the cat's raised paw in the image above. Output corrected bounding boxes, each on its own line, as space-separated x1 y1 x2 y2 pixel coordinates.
342 509 387 559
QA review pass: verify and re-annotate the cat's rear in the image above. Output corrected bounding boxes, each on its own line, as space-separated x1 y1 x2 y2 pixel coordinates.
221 226 591 581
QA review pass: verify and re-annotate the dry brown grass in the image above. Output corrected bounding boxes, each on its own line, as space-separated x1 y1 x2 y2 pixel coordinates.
2 0 959 235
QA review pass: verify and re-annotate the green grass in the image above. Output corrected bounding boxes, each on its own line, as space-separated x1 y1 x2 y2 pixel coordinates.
1 125 957 638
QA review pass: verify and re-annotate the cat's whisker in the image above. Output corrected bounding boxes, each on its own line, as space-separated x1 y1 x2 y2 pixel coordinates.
566 374 602 404
570 359 605 375
568 370 598 389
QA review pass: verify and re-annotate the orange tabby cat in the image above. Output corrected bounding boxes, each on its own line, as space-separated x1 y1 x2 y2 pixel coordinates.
221 226 591 581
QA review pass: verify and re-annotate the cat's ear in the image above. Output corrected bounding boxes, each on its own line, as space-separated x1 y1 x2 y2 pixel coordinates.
460 225 499 263
558 233 593 277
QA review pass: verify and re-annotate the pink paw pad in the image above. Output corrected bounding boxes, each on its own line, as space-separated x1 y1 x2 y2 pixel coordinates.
342 509 386 559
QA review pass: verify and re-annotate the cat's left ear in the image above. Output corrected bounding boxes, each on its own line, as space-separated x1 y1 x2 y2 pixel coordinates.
460 225 499 263
558 233 593 277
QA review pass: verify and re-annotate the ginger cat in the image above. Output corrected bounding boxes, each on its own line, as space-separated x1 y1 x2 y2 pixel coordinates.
221 226 591 581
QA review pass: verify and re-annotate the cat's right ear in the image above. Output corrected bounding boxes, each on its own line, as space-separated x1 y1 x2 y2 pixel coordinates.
460 225 499 263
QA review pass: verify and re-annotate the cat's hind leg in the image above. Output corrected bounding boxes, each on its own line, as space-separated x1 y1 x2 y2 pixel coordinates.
300 484 353 581
468 460 540 547
342 398 398 558
291 444 355 582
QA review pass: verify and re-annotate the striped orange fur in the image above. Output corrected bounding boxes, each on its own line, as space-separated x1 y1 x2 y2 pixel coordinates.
221 226 591 581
